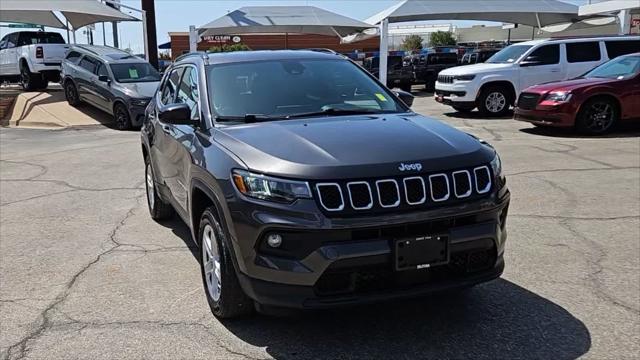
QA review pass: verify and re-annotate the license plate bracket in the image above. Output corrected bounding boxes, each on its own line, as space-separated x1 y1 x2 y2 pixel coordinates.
394 235 449 271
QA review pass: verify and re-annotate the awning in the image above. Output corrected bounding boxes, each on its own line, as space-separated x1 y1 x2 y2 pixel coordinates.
0 0 139 29
198 6 376 40
159 41 172 50
579 0 640 16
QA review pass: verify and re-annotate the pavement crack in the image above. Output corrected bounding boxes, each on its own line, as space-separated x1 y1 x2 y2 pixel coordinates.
507 166 639 177
0 160 48 180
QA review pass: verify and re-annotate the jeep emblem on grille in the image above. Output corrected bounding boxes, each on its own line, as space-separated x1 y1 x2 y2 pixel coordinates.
398 163 423 172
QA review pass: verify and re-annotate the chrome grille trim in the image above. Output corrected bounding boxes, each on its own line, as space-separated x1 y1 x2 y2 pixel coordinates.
375 179 401 208
474 166 492 194
316 183 344 211
403 176 426 205
428 173 450 202
452 170 472 198
346 181 373 210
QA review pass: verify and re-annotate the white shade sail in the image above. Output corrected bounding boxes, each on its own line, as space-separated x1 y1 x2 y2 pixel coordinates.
367 0 584 28
0 0 139 29
579 0 640 16
198 6 376 39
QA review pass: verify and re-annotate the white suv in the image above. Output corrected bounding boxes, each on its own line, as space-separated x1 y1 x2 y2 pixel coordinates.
435 35 640 116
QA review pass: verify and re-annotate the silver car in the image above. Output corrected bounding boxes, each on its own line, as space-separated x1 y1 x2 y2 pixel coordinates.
61 45 161 130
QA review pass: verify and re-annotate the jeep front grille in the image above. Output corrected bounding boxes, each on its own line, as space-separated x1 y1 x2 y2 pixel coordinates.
437 74 454 84
314 166 493 215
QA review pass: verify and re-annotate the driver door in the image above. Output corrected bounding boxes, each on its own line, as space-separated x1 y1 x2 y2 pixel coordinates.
519 44 564 92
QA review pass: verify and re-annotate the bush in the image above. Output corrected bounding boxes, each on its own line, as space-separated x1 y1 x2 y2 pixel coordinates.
208 44 251 53
401 35 424 51
429 31 457 46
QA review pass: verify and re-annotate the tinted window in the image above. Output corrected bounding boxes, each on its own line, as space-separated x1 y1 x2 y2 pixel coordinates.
0 35 7 50
160 68 183 105
567 42 601 63
96 63 109 77
65 51 82 63
4 33 18 49
585 55 640 80
17 32 65 46
206 59 405 120
79 56 97 73
605 40 640 59
109 63 160 83
176 67 200 119
427 53 458 65
525 44 560 65
487 45 532 63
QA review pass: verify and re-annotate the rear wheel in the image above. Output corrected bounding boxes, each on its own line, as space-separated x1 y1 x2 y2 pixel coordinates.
20 64 43 91
64 81 81 107
452 105 475 113
478 86 511 117
114 103 132 130
144 156 173 221
576 97 618 135
199 208 253 319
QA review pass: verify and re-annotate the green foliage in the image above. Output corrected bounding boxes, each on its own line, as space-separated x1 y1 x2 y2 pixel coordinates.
208 44 251 53
401 35 424 51
429 31 457 46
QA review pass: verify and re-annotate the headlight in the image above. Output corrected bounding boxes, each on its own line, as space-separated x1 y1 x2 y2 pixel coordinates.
131 98 150 107
232 170 312 203
454 75 476 81
490 153 506 188
545 91 572 102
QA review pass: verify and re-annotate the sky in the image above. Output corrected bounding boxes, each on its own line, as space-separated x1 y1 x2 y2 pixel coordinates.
1 0 592 55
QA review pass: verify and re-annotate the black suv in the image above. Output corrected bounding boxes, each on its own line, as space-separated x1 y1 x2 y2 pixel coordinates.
406 52 459 91
141 50 510 318
362 55 413 91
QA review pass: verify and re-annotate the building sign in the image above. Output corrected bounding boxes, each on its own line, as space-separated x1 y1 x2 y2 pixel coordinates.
632 15 640 35
201 35 242 44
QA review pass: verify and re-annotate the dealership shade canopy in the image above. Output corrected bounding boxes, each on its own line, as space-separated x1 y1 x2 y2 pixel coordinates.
198 6 376 39
0 0 139 29
579 0 639 16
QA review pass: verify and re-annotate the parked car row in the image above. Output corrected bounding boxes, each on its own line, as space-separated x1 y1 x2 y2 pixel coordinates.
433 35 640 134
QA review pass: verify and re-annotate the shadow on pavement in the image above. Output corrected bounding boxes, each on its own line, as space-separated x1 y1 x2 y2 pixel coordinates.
520 123 640 139
443 110 514 120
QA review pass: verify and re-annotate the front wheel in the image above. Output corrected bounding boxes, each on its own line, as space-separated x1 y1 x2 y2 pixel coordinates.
114 103 132 131
478 86 511 117
199 208 253 319
575 97 618 135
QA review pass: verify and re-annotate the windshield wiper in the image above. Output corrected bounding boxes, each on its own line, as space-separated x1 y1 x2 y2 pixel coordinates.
284 108 385 119
214 114 280 123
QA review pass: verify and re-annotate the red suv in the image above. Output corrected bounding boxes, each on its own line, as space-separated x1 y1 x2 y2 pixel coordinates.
515 53 640 135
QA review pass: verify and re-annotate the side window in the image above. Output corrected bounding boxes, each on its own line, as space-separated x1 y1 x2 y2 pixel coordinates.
78 56 97 73
566 42 601 63
176 67 200 120
96 63 109 77
605 40 640 59
6 33 18 49
65 51 82 64
160 68 183 105
0 35 7 50
525 44 560 65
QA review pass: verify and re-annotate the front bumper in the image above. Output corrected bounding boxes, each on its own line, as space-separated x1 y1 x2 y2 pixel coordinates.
514 103 576 127
128 103 149 127
435 81 479 103
227 191 510 309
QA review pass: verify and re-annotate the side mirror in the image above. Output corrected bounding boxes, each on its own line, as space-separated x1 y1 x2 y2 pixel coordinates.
98 75 110 83
158 103 197 126
392 88 414 107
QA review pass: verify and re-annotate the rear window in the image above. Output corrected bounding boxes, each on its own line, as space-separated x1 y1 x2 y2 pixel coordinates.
567 42 601 63
605 40 640 59
65 51 82 63
17 32 65 46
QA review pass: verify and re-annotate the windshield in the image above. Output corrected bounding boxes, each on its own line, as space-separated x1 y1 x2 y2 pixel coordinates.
583 55 640 80
206 59 406 120
486 45 532 64
109 63 160 83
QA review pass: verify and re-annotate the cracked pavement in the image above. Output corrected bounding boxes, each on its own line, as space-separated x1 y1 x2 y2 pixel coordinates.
1 95 639 359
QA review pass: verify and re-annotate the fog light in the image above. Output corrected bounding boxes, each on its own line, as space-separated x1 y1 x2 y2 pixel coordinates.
266 234 282 248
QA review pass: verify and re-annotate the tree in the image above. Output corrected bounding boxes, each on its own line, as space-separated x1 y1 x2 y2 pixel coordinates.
208 44 251 53
401 35 424 51
429 31 457 46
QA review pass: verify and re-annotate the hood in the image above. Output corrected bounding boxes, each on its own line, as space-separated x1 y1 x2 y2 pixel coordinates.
439 62 514 76
214 114 495 180
525 77 618 94
116 81 160 98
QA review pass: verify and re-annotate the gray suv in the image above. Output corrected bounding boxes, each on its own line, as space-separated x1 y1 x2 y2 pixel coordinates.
61 45 161 130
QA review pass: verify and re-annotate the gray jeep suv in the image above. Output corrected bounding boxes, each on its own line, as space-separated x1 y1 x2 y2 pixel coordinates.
61 45 161 130
141 50 510 318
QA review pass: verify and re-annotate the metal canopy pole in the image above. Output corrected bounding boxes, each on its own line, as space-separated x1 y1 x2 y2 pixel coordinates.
379 18 389 86
141 10 149 60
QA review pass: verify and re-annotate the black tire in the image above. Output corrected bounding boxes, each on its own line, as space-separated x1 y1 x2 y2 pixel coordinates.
478 86 511 117
114 103 132 131
400 82 412 92
199 207 253 319
64 81 81 107
144 156 174 221
575 97 619 135
452 105 474 113
20 64 43 91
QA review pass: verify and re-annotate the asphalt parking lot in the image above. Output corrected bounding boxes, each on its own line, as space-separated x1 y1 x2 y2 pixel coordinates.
1 93 639 360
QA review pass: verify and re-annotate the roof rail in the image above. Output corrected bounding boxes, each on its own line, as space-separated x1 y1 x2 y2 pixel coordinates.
174 51 209 63
548 34 639 40
73 44 100 56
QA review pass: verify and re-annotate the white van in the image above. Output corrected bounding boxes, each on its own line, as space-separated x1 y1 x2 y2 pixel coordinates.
434 35 640 116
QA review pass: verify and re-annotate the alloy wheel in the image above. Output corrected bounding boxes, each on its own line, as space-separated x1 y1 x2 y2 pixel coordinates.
145 163 155 210
586 102 614 133
202 224 222 301
485 92 506 113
